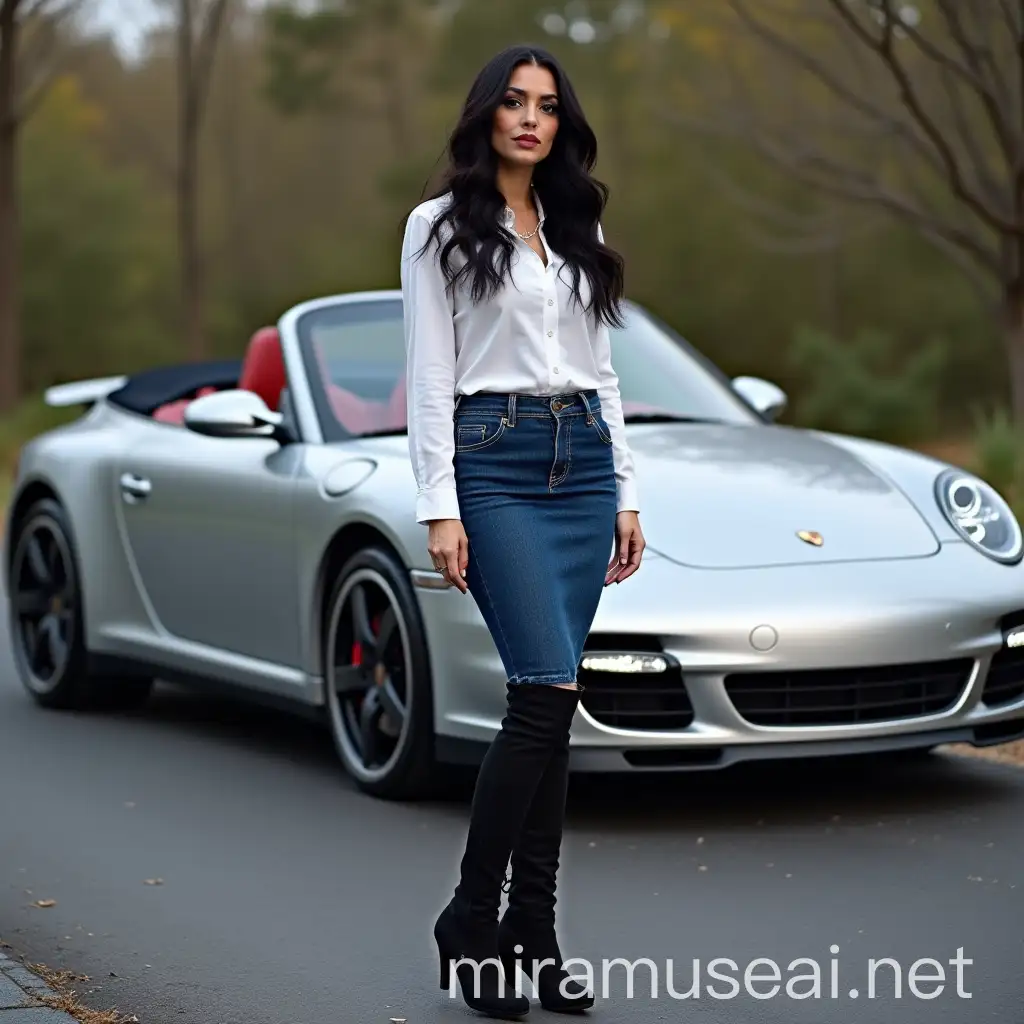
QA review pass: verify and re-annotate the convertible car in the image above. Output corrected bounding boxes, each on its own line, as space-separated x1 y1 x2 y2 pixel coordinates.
5 290 1024 798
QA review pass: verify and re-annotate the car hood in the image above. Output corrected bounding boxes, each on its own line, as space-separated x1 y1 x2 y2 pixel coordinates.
629 423 940 569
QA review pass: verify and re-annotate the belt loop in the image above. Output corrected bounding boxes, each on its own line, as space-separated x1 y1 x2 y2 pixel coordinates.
506 393 517 427
578 390 594 424
453 394 462 413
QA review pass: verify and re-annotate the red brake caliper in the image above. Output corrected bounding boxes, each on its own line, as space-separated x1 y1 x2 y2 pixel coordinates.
350 614 382 671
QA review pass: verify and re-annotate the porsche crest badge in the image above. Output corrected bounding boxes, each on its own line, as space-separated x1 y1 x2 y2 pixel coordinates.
797 530 823 547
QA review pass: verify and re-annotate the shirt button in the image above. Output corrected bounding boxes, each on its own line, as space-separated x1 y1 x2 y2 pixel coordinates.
548 299 554 306
553 367 560 374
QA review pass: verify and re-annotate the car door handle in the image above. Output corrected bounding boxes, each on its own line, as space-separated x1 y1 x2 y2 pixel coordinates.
120 472 152 502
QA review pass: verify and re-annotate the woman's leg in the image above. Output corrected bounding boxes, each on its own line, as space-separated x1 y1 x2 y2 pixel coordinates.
494 399 614 1010
496 689 596 1012
440 394 611 1014
434 682 580 1017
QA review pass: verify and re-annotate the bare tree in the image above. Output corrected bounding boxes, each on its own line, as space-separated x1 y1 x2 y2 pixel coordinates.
665 0 1024 418
176 0 231 361
0 0 79 413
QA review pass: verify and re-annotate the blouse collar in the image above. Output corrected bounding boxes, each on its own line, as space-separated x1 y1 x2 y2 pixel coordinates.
501 189 546 229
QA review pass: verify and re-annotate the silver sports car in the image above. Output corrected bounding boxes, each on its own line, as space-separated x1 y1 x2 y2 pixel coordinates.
5 290 1024 798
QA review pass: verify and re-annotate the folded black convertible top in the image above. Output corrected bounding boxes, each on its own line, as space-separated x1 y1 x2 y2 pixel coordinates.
106 360 243 416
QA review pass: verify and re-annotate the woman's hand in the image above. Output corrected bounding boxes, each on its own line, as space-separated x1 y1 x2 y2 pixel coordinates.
605 511 645 585
427 519 470 593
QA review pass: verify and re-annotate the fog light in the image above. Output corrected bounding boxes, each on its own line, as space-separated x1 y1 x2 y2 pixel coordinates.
579 653 668 674
1006 629 1024 649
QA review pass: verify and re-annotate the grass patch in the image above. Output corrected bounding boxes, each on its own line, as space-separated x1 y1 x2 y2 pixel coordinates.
943 740 1024 767
30 961 139 1024
0 947 139 1024
0 393 81 532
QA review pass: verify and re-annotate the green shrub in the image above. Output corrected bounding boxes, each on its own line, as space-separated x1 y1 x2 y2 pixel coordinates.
968 405 1024 502
786 325 948 444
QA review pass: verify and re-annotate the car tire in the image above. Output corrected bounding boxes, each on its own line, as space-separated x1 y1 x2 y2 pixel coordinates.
7 497 154 712
323 544 438 800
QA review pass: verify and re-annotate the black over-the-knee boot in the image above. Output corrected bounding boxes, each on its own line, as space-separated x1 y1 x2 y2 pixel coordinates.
434 682 581 1020
497 715 595 1012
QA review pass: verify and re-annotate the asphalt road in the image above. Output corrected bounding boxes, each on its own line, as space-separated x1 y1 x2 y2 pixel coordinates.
0 595 1022 1024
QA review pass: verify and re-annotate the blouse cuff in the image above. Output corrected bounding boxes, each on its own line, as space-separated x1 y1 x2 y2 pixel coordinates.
415 485 461 525
616 478 640 515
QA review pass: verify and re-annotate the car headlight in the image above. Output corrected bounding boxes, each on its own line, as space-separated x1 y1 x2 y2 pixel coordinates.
935 469 1023 563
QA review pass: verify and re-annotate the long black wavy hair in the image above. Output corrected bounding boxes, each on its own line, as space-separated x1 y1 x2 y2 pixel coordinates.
416 44 626 329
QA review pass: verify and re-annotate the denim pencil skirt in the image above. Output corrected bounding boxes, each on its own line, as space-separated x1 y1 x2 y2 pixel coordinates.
453 389 618 687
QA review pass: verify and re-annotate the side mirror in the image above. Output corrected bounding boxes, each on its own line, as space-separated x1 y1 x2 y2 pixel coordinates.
732 376 788 421
184 389 284 439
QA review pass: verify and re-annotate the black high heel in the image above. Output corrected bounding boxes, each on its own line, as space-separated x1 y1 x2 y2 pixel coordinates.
498 913 594 1013
434 899 531 1019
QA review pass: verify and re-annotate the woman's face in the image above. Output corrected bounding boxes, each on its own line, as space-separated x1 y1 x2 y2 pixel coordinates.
491 62 559 168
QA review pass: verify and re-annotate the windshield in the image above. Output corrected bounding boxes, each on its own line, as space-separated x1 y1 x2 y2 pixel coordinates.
296 296 760 441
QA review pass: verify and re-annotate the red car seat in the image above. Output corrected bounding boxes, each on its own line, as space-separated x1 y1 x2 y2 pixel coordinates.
238 326 286 411
152 326 286 425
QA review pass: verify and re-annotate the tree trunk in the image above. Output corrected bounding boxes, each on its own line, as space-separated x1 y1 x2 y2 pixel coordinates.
178 0 204 363
0 1 20 414
178 120 203 362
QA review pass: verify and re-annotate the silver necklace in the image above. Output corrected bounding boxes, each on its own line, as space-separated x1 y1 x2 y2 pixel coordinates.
504 205 540 241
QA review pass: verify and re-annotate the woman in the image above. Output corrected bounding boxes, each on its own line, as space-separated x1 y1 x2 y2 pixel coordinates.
401 44 645 1018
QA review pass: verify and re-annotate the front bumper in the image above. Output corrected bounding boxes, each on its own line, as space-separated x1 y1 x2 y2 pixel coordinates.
421 542 1024 769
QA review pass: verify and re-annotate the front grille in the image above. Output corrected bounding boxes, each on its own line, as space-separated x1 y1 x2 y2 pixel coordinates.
983 648 1024 707
724 658 972 727
578 635 693 730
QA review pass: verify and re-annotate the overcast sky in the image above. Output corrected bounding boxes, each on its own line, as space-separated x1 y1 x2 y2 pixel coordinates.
78 0 169 61
77 0 635 63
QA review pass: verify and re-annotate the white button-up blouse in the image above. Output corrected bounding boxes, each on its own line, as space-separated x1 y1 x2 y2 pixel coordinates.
400 192 639 525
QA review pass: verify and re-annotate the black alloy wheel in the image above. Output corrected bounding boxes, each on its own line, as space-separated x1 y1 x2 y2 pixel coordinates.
8 498 152 710
324 546 436 799
10 509 76 690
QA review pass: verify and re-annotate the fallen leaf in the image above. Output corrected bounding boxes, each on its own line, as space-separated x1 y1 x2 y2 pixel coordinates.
33 899 56 908
143 879 163 886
